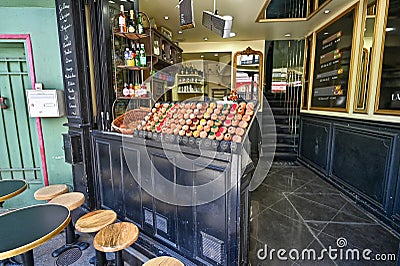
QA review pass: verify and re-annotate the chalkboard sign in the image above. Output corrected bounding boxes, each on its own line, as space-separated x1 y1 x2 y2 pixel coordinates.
55 0 81 118
311 6 356 110
376 0 400 114
180 0 195 30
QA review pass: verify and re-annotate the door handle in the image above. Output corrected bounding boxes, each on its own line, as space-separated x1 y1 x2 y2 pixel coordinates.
0 97 8 109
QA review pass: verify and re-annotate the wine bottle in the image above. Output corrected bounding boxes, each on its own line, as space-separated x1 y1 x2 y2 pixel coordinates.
128 10 136 33
124 48 130 65
137 13 144 34
135 43 140 66
118 5 127 33
140 43 147 67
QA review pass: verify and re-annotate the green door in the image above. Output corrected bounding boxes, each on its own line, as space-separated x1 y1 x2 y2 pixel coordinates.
0 42 42 200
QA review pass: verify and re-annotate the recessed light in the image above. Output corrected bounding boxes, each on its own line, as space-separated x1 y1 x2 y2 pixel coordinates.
201 55 204 58
229 32 236 37
164 16 169 20
386 27 396 32
214 53 219 57
203 37 208 41
324 32 329 35
284 33 291 37
324 9 331 14
178 30 183 34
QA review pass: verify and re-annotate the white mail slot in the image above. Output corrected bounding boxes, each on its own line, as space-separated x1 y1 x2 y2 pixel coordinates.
26 90 66 118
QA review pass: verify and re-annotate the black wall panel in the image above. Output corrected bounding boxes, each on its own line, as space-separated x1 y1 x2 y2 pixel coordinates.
299 114 400 233
331 127 393 209
299 120 330 173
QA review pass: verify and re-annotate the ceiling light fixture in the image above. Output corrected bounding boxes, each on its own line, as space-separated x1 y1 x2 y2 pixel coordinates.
386 27 396 32
108 0 115 3
324 9 331 14
164 16 169 20
214 53 219 57
178 30 183 34
324 32 329 35
284 33 291 37
203 37 208 41
201 55 204 58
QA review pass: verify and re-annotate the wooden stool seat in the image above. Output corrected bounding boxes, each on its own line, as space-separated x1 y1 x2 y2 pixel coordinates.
49 192 85 211
34 184 68 201
94 222 139 253
143 256 184 266
75 210 117 233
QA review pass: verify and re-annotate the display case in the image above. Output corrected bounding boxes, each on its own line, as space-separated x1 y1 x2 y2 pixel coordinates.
92 100 260 265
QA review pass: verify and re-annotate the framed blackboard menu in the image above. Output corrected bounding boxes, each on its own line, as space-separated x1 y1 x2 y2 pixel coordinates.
376 0 400 115
311 5 357 110
55 0 81 119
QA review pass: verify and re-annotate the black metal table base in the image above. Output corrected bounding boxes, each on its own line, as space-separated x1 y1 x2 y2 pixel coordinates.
52 220 89 257
0 250 34 266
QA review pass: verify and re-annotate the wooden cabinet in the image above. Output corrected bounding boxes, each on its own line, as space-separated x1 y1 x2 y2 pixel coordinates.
143 28 182 71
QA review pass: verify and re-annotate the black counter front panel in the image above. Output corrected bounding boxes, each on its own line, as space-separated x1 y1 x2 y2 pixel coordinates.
91 131 250 265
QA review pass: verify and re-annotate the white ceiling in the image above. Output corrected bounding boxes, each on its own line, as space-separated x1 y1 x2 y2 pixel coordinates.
140 0 357 43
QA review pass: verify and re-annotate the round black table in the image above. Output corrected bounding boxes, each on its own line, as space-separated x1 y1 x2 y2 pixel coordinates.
0 180 27 207
0 204 71 266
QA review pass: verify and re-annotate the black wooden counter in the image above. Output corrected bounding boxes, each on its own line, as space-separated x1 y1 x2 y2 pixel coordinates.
91 130 254 265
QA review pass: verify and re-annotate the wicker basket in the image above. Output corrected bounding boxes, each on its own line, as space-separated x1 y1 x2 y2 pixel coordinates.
112 108 150 134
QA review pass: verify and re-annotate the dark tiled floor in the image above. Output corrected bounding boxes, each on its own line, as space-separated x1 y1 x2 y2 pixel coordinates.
249 164 400 266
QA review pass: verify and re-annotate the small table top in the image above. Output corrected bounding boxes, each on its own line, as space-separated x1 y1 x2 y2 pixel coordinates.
0 179 27 202
94 222 139 252
49 192 85 211
143 256 184 266
75 210 117 233
0 204 70 260
34 184 69 201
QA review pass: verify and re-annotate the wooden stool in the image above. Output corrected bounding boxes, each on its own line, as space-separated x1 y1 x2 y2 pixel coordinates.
143 256 184 266
94 222 139 266
75 210 117 265
49 192 89 257
34 184 69 201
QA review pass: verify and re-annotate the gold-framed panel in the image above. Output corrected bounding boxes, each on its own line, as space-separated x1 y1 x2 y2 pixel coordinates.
301 33 314 110
354 48 370 113
256 0 333 23
307 32 316 110
353 0 370 114
233 47 264 109
374 0 400 116
309 3 359 112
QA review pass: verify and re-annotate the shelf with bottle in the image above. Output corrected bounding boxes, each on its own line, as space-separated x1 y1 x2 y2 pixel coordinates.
179 64 204 77
115 5 146 38
178 84 203 94
117 82 150 99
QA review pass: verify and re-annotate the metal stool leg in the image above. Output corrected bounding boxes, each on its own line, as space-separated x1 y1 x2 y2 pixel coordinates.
94 250 107 266
115 250 123 266
21 250 34 266
52 220 89 257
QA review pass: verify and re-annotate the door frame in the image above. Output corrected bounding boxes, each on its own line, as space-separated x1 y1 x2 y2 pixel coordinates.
0 34 49 186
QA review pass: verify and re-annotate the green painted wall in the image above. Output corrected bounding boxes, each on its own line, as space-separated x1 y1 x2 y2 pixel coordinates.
0 6 73 207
